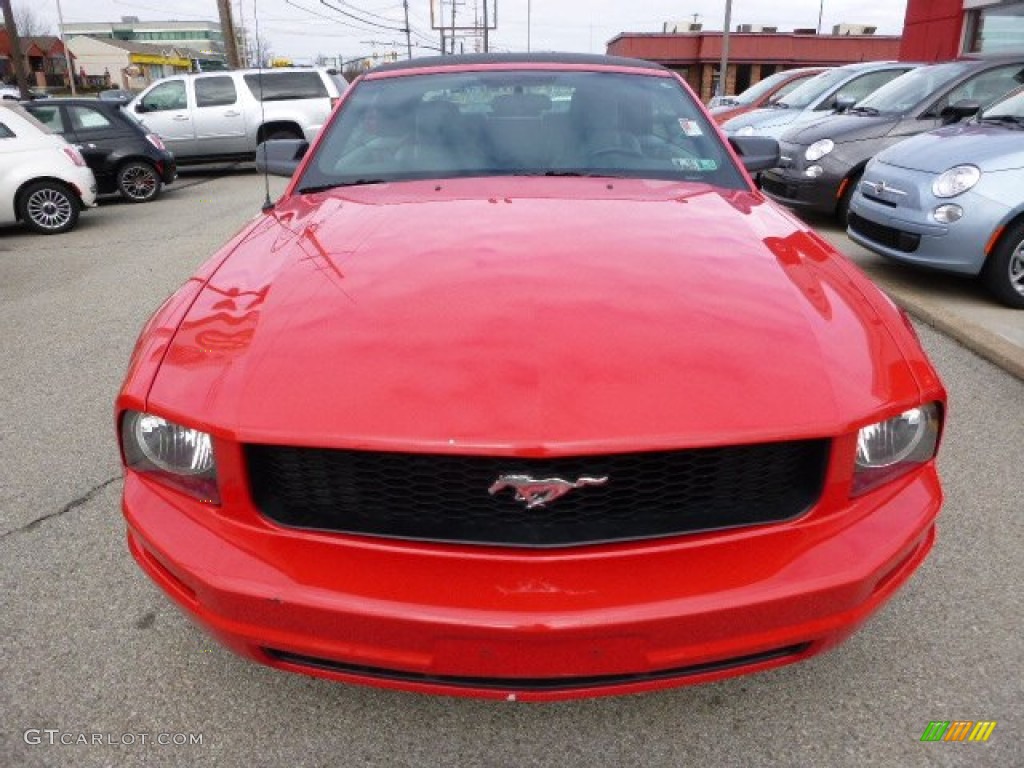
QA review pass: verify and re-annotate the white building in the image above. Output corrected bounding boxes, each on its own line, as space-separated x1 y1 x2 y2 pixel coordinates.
66 37 192 90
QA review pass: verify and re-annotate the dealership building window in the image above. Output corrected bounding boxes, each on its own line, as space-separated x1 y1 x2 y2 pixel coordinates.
966 0 1024 53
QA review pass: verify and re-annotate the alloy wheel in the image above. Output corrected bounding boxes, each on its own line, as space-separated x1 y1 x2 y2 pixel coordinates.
26 187 74 230
120 164 159 201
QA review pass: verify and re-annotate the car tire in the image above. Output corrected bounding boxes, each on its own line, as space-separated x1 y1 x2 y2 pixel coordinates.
837 172 861 227
982 221 1024 309
17 180 80 234
117 161 162 203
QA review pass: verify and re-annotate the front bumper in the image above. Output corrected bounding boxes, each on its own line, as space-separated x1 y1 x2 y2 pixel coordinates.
124 459 942 701
848 173 1008 277
760 166 845 215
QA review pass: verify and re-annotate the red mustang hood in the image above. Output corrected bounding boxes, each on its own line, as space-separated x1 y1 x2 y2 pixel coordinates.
149 178 918 452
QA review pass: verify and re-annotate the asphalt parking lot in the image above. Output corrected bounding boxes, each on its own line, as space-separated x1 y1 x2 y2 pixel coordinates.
1 169 1021 768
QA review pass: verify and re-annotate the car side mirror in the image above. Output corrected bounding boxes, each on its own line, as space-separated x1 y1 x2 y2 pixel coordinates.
134 102 147 113
256 139 309 177
834 96 857 113
729 135 780 174
940 99 981 125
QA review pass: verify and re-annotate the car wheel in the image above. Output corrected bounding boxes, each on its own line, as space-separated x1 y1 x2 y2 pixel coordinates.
17 180 80 234
837 172 861 227
982 221 1024 309
117 161 162 203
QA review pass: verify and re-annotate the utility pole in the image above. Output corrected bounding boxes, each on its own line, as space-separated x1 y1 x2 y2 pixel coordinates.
716 0 733 99
403 0 412 59
817 0 825 34
484 0 490 53
216 0 241 68
450 0 457 55
1 0 32 99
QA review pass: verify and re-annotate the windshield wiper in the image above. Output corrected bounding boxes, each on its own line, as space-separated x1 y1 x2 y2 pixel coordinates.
298 179 387 193
979 114 1024 128
847 106 881 116
769 101 791 109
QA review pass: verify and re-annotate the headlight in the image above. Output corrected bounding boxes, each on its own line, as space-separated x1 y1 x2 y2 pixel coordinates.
852 403 941 496
804 139 835 162
121 411 219 503
932 165 980 198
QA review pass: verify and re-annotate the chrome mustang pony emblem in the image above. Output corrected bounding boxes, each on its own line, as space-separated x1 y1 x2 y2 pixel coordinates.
488 474 609 509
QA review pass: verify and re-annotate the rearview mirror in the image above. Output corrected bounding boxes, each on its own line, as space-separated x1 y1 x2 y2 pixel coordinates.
834 96 857 113
940 99 981 125
256 139 310 177
729 135 781 174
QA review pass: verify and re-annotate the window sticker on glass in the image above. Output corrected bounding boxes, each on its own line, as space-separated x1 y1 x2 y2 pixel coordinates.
672 157 719 171
679 119 703 137
672 157 701 171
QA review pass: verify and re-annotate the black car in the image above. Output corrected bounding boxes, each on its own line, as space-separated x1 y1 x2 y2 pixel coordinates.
23 98 176 203
761 56 1024 223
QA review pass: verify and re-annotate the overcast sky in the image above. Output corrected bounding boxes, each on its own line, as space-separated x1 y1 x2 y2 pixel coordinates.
31 1 909 64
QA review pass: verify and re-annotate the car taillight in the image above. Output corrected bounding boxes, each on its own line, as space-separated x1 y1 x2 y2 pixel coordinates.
62 146 86 167
146 133 166 151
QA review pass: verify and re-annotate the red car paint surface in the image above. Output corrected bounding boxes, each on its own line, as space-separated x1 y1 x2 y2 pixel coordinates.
117 55 945 700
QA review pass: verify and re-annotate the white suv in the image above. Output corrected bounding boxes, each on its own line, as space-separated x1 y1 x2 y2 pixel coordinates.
0 102 97 234
128 67 347 163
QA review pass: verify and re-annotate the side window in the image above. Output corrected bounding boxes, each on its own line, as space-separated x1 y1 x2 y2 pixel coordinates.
142 80 188 112
68 106 113 132
27 105 66 133
243 72 328 101
195 76 238 107
820 70 907 110
0 121 14 139
932 65 1024 114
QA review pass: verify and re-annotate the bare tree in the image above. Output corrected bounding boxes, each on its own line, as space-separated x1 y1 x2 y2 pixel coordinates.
13 2 52 37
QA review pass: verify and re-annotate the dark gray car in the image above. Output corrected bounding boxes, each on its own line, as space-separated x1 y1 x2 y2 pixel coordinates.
761 57 1024 223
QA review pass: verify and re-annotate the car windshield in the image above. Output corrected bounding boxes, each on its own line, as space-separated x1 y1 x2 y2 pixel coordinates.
728 70 808 105
776 68 852 108
981 85 1024 120
854 61 974 115
296 70 746 192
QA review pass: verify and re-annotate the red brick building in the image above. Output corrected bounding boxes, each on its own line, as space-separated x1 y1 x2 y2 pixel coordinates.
606 32 901 102
0 30 74 88
900 0 1024 62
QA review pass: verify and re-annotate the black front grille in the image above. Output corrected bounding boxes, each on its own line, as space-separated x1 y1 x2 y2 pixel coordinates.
849 212 920 253
246 440 829 547
760 175 793 199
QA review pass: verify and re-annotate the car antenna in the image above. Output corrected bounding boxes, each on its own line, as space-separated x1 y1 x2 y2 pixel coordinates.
254 1 274 213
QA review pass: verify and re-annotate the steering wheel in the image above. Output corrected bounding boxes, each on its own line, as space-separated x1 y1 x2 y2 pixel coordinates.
588 145 644 160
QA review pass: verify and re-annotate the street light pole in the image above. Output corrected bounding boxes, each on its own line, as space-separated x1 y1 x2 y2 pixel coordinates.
527 0 531 52
54 0 76 95
716 0 733 99
817 0 825 35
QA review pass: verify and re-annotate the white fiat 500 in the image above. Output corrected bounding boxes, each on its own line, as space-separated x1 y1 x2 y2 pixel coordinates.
0 102 97 234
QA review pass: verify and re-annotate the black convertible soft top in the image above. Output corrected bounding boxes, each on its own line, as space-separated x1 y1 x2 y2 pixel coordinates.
371 52 667 74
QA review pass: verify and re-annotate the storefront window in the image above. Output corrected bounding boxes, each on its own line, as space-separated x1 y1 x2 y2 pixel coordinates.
968 1 1024 53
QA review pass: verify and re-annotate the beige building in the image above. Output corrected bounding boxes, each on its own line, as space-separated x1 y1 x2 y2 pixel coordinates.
66 37 191 90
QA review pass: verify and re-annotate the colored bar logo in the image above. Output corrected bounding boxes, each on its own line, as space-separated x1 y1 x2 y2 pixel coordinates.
921 721 997 742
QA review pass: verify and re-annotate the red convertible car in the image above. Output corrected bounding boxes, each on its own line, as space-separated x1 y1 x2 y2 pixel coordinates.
117 54 946 701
